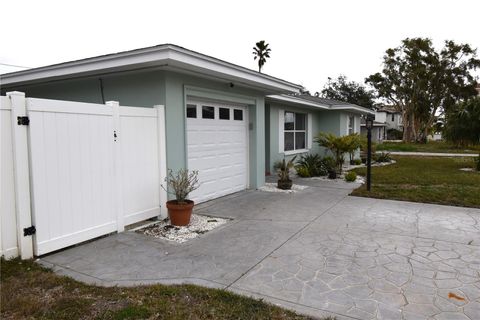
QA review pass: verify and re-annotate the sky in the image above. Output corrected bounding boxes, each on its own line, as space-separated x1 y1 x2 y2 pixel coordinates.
1 0 479 93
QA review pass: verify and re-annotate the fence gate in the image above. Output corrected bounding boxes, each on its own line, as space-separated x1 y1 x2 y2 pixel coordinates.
0 92 167 258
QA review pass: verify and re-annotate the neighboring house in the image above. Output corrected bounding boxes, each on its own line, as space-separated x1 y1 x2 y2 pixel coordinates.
265 94 373 173
360 106 403 141
0 44 371 204
359 118 387 143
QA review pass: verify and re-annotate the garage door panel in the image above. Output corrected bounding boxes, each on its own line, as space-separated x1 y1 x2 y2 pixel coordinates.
187 100 247 203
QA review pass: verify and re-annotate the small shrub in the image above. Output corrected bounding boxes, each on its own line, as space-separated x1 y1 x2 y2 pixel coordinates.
321 156 336 174
354 159 362 165
345 171 357 182
295 165 311 177
165 169 200 203
475 154 480 171
296 154 325 176
375 152 392 163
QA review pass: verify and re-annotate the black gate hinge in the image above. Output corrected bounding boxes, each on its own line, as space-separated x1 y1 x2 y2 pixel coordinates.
23 226 36 236
17 116 30 125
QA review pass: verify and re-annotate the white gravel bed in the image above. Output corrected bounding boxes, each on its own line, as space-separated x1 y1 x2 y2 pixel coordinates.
306 175 365 184
258 182 308 193
346 159 396 170
135 214 228 243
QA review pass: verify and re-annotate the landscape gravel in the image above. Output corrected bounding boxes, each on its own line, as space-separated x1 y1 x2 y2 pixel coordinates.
258 183 308 193
136 214 229 243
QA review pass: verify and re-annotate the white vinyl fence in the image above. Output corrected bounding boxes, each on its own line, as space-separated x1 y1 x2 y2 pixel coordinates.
0 92 167 259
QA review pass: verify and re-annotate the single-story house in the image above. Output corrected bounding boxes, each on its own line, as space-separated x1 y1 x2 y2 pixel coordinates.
1 44 372 204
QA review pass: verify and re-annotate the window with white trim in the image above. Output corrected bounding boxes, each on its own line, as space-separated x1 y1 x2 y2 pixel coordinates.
284 111 306 151
348 116 355 134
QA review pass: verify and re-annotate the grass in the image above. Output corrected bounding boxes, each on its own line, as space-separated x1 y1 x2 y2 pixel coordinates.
0 259 331 320
376 141 480 154
351 156 480 208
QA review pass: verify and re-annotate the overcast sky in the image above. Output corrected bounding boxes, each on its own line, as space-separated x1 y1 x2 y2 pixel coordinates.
1 0 479 92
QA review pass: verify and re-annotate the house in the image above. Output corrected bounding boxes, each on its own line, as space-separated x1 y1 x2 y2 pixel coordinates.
265 94 373 173
1 44 371 204
359 118 387 143
360 106 403 141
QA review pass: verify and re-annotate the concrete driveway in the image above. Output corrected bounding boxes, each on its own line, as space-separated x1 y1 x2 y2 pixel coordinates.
40 178 480 320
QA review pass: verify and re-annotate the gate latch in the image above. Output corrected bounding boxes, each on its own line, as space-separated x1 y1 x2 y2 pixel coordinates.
23 226 36 236
17 116 30 126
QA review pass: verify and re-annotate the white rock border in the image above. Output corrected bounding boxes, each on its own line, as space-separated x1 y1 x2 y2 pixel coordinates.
133 214 229 244
258 182 308 193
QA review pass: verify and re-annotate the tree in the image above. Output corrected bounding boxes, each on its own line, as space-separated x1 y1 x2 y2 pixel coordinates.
252 40 271 73
314 132 352 174
444 97 480 146
366 38 480 143
320 75 376 109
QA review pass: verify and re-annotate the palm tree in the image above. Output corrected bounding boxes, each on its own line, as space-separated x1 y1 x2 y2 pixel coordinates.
252 40 271 73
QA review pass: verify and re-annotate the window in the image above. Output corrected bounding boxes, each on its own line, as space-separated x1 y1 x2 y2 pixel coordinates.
219 107 230 120
234 109 243 121
284 112 306 151
348 116 355 134
202 106 215 119
391 114 394 122
186 104 197 118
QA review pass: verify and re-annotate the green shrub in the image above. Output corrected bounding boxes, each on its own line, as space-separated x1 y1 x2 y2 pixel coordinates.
322 156 336 173
375 152 392 163
344 171 357 182
315 132 352 174
354 159 362 165
296 154 327 176
475 154 480 171
295 165 311 177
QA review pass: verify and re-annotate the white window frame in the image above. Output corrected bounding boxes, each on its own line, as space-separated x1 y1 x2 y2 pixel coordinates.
278 109 312 155
348 115 355 135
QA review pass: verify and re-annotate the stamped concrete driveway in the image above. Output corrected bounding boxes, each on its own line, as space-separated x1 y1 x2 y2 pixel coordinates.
40 178 480 320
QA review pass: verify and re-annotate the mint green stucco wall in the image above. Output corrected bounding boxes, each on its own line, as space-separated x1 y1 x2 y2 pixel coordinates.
4 69 266 189
265 102 363 173
266 102 342 173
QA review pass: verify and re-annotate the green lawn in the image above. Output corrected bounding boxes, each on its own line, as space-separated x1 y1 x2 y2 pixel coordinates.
351 156 480 208
0 259 326 320
376 141 480 154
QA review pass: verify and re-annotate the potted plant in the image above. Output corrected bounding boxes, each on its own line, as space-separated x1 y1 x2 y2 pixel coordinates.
277 156 296 190
164 169 200 226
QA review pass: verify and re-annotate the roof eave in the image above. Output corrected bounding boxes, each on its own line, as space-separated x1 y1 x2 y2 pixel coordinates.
0 45 302 94
266 94 330 110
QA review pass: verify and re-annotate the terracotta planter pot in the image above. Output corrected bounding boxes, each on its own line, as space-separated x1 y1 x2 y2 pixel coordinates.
277 179 293 190
166 200 194 226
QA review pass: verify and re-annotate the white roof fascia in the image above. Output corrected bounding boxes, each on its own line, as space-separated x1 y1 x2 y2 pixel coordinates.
267 94 330 110
268 95 375 115
330 105 375 115
1 45 303 93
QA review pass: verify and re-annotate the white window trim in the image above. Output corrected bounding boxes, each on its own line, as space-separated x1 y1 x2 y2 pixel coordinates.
284 149 310 156
348 115 355 135
279 109 312 153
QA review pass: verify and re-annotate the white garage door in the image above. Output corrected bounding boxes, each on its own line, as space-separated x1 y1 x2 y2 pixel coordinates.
186 99 248 203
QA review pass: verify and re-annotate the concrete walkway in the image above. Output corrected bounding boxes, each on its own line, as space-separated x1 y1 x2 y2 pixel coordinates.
379 151 478 157
39 178 480 320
